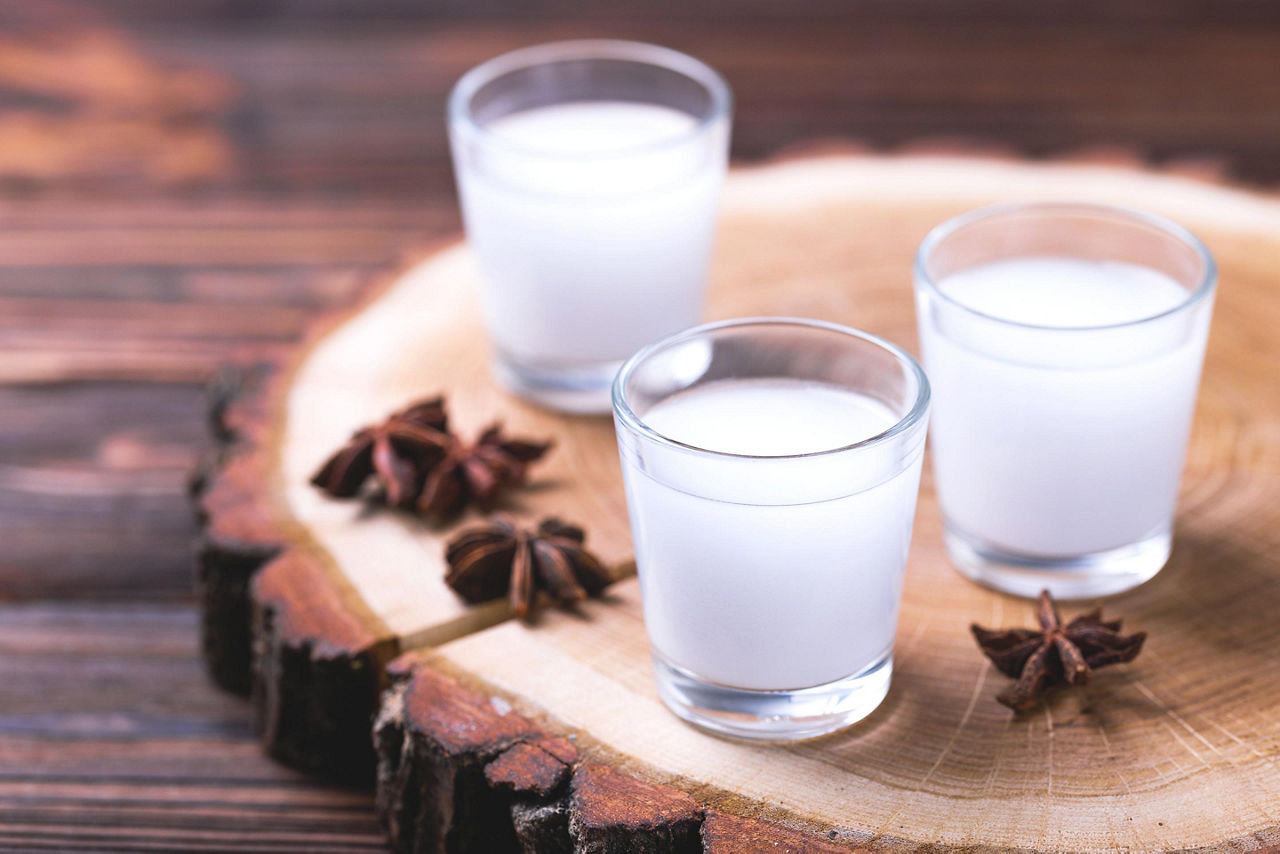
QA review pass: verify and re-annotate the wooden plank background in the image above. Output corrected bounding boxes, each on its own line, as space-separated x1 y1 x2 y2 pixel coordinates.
1 0 1278 849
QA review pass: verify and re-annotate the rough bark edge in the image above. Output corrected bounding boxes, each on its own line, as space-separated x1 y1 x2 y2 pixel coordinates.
252 548 398 783
188 249 447 766
190 362 284 694
188 243 449 696
374 654 859 854
190 361 398 782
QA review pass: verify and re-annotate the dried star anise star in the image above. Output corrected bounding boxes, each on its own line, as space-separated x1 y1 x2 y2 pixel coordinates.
310 397 450 509
971 589 1147 712
445 515 612 618
310 397 553 518
417 424 552 520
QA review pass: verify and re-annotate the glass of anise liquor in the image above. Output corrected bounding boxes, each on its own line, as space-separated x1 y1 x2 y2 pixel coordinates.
612 317 930 740
448 40 732 413
915 203 1216 598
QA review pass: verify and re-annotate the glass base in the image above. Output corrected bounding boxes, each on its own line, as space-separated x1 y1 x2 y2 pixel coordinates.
492 351 621 415
651 650 892 742
943 523 1172 600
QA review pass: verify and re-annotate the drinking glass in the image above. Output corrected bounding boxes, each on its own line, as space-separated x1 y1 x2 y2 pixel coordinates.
612 318 930 740
914 203 1216 599
448 40 732 413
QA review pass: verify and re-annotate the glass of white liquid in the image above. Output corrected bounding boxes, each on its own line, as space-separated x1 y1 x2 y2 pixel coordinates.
448 41 732 413
915 203 1217 599
612 318 930 740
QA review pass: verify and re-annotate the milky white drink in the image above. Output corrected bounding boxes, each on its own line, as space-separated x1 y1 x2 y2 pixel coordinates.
621 379 925 691
919 256 1211 559
453 100 725 373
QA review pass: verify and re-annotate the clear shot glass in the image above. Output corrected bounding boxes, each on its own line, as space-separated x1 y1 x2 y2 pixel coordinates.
612 318 930 740
448 40 732 413
914 203 1217 599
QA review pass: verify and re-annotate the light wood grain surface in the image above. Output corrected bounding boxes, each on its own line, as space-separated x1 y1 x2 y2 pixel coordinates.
270 154 1280 850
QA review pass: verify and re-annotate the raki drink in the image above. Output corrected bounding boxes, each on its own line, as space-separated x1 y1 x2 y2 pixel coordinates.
613 319 929 740
460 102 718 370
449 41 731 412
916 206 1216 599
635 380 919 690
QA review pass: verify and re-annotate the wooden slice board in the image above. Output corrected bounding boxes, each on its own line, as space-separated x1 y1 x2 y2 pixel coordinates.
193 152 1280 850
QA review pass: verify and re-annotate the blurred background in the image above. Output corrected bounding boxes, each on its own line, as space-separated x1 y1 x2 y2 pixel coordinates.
1 0 1278 849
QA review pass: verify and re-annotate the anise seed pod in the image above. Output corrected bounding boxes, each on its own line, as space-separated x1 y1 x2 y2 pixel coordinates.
310 397 450 508
971 589 1146 712
444 514 612 618
417 424 552 520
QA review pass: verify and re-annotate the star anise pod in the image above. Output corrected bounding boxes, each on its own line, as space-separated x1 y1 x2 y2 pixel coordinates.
445 515 612 618
971 589 1147 712
310 397 450 508
417 424 552 520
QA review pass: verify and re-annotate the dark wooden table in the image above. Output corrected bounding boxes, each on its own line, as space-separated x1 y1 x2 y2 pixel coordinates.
3 2 1279 850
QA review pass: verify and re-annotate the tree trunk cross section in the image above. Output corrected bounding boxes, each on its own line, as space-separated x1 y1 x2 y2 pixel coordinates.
192 153 1280 850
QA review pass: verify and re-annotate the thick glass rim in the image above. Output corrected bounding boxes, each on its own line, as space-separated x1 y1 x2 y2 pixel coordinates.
914 202 1218 333
447 39 732 162
611 317 931 461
